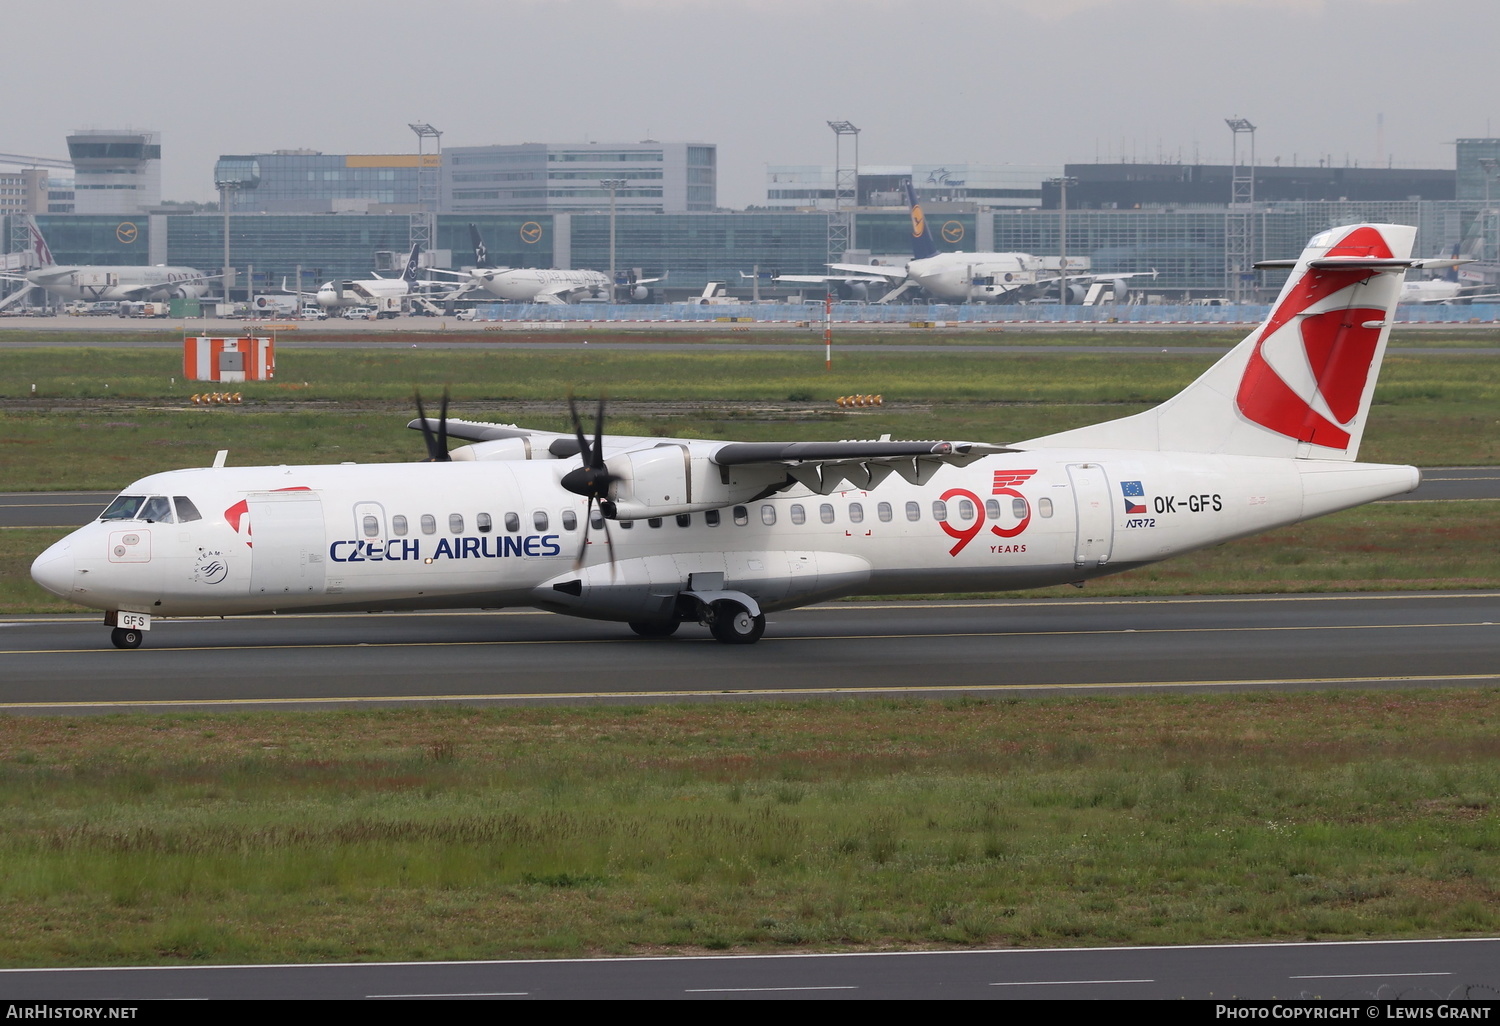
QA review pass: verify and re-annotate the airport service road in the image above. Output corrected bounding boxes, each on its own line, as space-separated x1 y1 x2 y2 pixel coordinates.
3 468 1496 529
1 593 1496 713
0 937 1496 1000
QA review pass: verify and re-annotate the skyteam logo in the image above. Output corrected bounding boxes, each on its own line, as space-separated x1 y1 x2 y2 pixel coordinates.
1121 480 1147 515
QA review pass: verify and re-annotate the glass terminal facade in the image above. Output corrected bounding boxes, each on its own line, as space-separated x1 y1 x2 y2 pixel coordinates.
442 142 716 214
3 200 1481 299
218 151 435 214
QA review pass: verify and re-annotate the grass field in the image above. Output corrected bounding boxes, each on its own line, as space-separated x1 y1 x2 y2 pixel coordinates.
2 345 1498 491
0 692 1495 966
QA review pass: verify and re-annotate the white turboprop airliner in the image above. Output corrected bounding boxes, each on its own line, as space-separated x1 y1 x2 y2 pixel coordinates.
777 180 1154 304
432 224 664 304
0 216 215 310
34 223 1434 649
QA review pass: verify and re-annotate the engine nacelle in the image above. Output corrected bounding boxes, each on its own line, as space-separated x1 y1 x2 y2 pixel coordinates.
631 285 650 301
449 437 553 461
606 443 787 520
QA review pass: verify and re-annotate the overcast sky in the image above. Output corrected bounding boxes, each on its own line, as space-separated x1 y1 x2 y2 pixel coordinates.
8 0 1497 208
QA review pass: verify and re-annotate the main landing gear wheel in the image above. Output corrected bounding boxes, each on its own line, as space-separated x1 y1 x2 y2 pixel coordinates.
110 627 143 650
628 620 680 639
708 601 765 645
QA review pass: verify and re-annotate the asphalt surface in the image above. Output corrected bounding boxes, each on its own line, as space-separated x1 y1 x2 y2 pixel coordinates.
1 938 1496 1000
2 593 1496 713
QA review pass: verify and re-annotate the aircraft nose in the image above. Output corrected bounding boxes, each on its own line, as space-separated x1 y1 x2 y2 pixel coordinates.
30 538 74 598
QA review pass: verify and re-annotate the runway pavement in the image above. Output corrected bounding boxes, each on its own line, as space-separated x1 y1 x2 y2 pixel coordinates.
3 466 1495 530
1 592 1496 713
1 937 1496 1000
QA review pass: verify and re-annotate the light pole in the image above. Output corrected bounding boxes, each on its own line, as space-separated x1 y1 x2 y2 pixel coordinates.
1479 158 1499 263
409 123 442 213
1048 176 1078 304
600 178 627 298
213 157 259 306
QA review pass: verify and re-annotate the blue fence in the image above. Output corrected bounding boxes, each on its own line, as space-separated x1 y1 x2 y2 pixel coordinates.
472 302 1500 326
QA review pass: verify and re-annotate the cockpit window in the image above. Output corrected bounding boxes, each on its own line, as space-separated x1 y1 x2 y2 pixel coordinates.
139 496 175 523
173 497 203 523
100 495 146 521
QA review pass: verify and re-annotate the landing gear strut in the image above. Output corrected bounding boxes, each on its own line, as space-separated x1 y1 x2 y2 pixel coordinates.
707 600 765 645
110 627 143 650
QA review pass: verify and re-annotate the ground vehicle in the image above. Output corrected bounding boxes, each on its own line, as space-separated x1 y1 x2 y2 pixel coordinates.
342 306 376 320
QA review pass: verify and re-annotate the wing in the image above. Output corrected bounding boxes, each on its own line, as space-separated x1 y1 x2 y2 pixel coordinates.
827 262 909 282
1031 269 1159 287
410 415 1012 516
773 273 890 285
534 281 590 303
116 273 222 300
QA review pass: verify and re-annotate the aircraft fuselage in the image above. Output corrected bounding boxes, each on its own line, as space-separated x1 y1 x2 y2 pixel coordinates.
31 454 1417 628
28 266 213 302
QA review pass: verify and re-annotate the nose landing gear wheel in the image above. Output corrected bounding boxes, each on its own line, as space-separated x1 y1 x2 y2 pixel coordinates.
110 627 143 650
708 601 765 645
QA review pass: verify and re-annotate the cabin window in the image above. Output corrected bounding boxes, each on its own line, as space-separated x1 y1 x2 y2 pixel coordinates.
958 499 975 521
905 501 921 522
761 504 777 526
590 510 604 530
476 513 492 533
421 514 436 535
449 513 465 534
533 511 549 531
362 515 380 538
99 495 146 521
561 510 578 531
648 517 663 529
733 505 749 526
172 497 203 523
505 512 520 532
877 502 892 523
676 514 691 528
932 500 948 522
392 515 408 536
705 509 720 527
985 499 1001 521
848 502 864 524
1012 497 1029 520
790 503 806 525
1039 497 1054 518
820 503 835 524
618 518 633 530
140 496 174 523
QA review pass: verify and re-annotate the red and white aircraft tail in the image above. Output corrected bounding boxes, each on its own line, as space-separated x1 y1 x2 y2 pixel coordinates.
22 215 54 269
1015 223 1418 462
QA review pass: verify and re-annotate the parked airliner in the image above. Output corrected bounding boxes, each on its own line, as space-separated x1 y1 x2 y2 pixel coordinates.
777 180 1154 304
432 224 664 304
34 224 1434 649
0 216 215 310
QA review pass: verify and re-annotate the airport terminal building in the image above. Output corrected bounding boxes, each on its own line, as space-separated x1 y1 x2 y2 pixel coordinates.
6 141 1498 302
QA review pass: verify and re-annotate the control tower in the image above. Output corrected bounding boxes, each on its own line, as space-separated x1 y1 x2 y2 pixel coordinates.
66 129 161 214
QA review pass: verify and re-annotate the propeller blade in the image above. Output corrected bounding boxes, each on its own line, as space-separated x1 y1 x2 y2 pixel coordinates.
559 395 620 501
591 397 606 469
572 497 617 580
567 393 591 463
414 389 452 462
